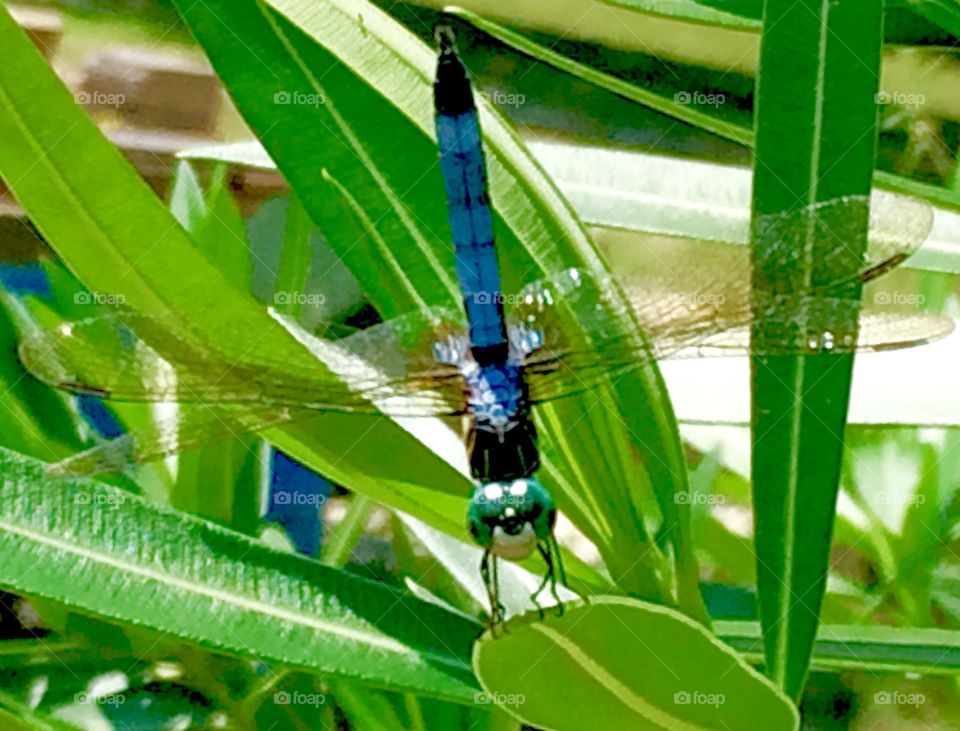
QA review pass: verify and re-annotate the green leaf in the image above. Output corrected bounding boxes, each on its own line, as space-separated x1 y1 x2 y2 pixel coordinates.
247 195 364 325
0 446 480 702
334 684 408 730
322 494 374 567
749 0 883 699
334 683 512 731
273 192 313 318
599 0 760 30
448 7 752 148
892 440 944 623
932 563 960 623
168 159 207 233
197 163 254 292
717 620 960 676
0 639 84 668
0 690 81 731
172 436 262 531
473 596 798 731
896 0 960 37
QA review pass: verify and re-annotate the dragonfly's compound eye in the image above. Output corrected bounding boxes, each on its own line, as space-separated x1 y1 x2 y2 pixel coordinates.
467 478 556 560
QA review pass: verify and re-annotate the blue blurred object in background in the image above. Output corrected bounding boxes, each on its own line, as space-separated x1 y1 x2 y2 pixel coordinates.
263 449 330 557
0 263 51 299
76 393 124 439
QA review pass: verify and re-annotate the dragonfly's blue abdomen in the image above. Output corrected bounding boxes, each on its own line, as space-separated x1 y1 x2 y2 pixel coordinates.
435 36 508 361
434 29 540 484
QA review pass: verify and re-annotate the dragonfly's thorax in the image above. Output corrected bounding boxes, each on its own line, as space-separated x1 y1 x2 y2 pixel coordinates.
462 360 527 438
432 323 542 370
433 326 542 483
437 325 541 438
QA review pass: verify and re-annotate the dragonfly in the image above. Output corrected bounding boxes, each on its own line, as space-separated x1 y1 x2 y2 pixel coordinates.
17 25 953 626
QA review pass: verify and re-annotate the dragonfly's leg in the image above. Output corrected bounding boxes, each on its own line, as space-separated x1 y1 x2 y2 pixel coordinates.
548 535 567 616
491 553 506 626
480 550 506 632
552 534 568 587
532 542 556 619
551 534 590 607
480 551 496 626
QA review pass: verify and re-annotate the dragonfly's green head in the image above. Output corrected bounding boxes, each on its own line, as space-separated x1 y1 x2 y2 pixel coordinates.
467 478 556 560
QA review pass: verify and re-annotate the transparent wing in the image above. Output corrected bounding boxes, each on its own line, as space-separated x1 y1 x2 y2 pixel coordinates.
519 280 951 403
47 402 314 477
514 193 952 402
22 192 948 419
19 310 472 418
